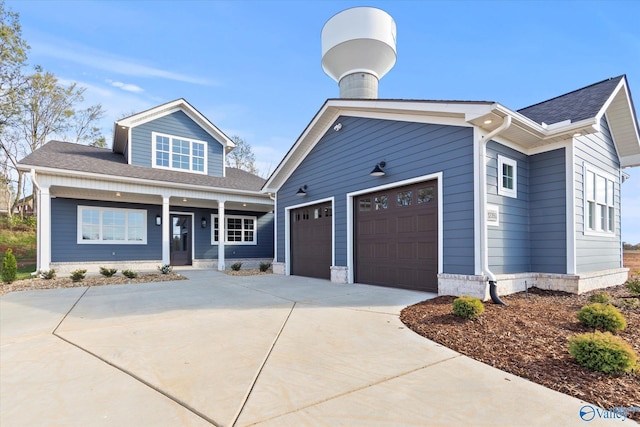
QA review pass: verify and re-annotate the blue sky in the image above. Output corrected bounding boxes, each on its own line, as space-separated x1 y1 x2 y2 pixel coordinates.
7 0 640 243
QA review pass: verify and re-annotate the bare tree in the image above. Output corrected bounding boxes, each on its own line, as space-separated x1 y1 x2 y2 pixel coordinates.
225 135 258 175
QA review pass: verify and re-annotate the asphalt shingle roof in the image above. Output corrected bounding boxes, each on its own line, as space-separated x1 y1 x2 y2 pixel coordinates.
18 141 266 192
517 76 624 125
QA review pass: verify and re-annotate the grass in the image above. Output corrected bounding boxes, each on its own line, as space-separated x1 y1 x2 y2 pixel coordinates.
16 264 37 280
1 217 37 282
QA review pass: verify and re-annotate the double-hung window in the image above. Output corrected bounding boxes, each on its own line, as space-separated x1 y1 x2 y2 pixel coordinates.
211 214 257 245
497 155 517 198
584 164 616 235
78 206 147 244
153 132 207 174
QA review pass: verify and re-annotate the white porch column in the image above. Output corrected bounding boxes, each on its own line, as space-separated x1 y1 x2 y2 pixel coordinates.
162 196 170 265
218 201 225 270
38 187 51 271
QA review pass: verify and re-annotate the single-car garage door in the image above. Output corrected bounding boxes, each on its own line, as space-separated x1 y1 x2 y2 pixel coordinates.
290 202 332 279
355 180 438 292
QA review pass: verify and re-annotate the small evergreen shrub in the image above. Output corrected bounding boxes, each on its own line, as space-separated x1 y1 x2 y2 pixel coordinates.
99 267 118 277
626 274 640 296
2 248 18 283
588 292 611 304
230 262 242 271
577 303 626 332
259 262 271 272
39 269 56 280
158 264 173 274
568 331 638 374
452 296 485 320
122 269 138 279
70 269 87 282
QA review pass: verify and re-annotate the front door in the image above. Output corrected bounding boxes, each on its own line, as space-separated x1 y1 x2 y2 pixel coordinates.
170 214 192 266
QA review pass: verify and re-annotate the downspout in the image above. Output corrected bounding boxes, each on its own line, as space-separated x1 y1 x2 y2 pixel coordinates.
480 115 512 305
30 169 41 275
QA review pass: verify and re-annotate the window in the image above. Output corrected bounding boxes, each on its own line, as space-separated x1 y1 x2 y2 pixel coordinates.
417 186 434 204
78 206 147 244
397 190 412 206
211 214 257 245
584 164 616 235
152 132 207 174
497 155 517 198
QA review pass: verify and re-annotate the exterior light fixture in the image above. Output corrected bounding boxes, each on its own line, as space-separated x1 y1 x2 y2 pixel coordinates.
573 132 582 138
370 161 386 177
201 217 207 228
115 192 121 197
182 197 187 202
483 119 493 125
334 123 342 131
296 185 308 196
155 215 162 226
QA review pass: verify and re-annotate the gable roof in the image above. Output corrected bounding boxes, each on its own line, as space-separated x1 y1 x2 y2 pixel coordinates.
18 141 266 194
112 98 236 155
263 76 640 192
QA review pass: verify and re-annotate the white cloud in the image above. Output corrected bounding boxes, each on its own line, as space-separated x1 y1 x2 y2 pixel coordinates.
107 80 144 93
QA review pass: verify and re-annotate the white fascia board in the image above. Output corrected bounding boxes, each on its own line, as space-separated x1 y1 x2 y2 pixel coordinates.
19 164 271 199
621 153 640 168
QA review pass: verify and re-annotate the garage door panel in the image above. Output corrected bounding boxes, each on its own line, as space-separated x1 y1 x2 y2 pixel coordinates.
356 180 438 292
291 202 332 280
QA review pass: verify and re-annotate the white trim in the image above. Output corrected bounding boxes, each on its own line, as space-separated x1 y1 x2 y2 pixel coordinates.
497 155 518 198
162 196 170 265
346 172 443 284
39 186 51 271
77 205 148 245
169 211 195 264
473 128 482 275
127 127 132 165
566 143 576 274
151 131 208 175
284 197 335 276
210 213 258 245
582 162 618 237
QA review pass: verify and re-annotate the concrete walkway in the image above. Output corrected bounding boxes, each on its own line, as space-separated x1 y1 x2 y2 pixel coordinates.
0 270 627 426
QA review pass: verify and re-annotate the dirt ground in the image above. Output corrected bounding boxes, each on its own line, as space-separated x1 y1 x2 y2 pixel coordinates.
625 251 640 277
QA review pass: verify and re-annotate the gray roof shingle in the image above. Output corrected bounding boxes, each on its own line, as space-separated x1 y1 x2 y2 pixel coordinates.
517 76 625 125
18 140 266 192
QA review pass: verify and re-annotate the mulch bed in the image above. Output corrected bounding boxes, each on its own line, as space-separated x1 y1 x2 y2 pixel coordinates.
400 284 640 419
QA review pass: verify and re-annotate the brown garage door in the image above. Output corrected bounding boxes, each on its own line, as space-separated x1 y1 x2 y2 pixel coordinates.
355 181 438 292
290 202 332 279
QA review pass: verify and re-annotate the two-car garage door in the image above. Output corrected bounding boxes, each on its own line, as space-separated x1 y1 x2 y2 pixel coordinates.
290 180 438 292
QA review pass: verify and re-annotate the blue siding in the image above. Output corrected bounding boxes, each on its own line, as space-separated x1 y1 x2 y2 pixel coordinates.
575 117 622 273
51 198 273 263
130 110 224 177
276 116 476 275
487 142 531 273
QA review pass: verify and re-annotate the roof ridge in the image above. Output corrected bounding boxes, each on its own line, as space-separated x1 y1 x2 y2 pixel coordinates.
517 75 625 113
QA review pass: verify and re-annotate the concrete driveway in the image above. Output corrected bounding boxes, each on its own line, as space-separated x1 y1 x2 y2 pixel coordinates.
1 270 620 426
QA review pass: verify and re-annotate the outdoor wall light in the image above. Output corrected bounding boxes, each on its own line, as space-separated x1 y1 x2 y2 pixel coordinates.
155 215 162 226
201 217 207 228
370 161 386 177
296 185 308 196
334 122 342 131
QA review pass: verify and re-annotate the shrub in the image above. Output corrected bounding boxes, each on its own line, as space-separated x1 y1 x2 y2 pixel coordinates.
259 262 271 272
70 269 87 282
577 303 626 332
230 262 242 271
99 267 118 277
2 248 17 283
452 296 485 320
626 274 640 296
122 269 138 279
588 292 611 304
158 264 173 274
568 331 638 374
39 269 56 280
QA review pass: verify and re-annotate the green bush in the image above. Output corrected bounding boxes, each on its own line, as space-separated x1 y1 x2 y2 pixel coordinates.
122 269 137 279
230 262 242 271
157 264 172 274
626 275 640 296
588 292 611 304
259 262 271 272
99 267 117 277
2 248 17 283
577 303 626 332
39 269 56 280
70 269 87 282
452 296 485 320
568 331 638 374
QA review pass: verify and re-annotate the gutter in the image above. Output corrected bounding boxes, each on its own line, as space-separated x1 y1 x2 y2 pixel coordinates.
30 169 41 276
480 116 511 305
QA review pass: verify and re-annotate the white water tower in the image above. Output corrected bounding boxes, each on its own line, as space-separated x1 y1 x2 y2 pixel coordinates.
321 7 397 99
